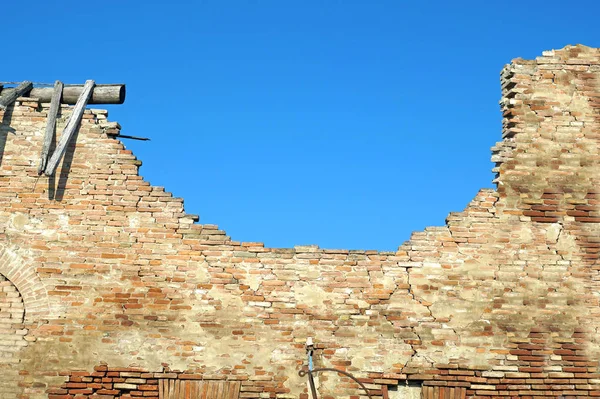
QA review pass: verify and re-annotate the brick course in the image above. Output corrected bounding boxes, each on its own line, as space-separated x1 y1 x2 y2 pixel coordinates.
0 45 599 398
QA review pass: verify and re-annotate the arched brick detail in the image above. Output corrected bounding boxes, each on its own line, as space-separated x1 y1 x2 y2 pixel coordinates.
0 246 49 323
0 274 26 399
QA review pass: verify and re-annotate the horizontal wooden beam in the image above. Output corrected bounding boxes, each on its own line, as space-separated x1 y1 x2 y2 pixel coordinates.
0 84 125 105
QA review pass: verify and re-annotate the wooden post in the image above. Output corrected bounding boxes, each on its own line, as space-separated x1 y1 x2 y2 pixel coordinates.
44 80 95 176
38 81 63 175
0 81 33 109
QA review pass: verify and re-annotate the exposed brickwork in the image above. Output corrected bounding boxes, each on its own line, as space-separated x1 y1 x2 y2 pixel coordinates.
0 275 27 398
0 45 599 399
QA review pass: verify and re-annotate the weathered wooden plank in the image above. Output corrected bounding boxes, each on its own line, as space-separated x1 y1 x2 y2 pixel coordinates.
218 381 226 399
0 81 33 109
30 84 125 104
217 381 226 399
229 381 241 399
212 382 220 399
38 81 63 175
0 84 124 105
159 379 164 399
185 380 191 399
44 80 94 176
167 379 173 399
203 382 211 399
211 381 220 399
168 378 175 399
191 380 199 399
458 387 466 399
177 380 183 399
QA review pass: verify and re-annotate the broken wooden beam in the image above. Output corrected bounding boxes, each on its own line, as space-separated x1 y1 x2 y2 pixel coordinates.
38 81 63 175
111 134 150 141
0 81 33 109
0 84 125 105
44 80 95 176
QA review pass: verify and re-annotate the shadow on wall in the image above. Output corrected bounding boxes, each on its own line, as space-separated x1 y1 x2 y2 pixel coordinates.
47 112 78 202
0 109 15 167
0 106 77 201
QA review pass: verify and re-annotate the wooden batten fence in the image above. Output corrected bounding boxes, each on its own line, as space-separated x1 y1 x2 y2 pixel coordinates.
158 380 241 399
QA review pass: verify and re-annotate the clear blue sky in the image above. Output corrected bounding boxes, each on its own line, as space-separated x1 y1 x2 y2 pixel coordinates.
4 1 599 250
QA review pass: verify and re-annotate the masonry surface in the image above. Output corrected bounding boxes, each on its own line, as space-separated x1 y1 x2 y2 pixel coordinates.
0 45 599 399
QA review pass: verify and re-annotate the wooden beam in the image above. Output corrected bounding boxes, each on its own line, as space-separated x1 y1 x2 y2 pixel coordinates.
107 133 150 141
0 81 33 109
44 80 95 176
38 81 63 175
0 84 125 104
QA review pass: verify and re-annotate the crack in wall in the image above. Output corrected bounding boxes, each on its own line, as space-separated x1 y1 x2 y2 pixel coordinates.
401 265 435 371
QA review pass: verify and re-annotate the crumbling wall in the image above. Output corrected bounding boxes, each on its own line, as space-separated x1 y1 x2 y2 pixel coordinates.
0 45 599 399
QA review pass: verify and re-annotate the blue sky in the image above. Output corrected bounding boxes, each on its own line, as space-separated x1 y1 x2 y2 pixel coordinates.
3 1 599 250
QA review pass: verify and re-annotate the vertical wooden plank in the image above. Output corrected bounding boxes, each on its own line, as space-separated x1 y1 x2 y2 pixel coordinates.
423 386 433 399
225 381 240 399
213 381 222 399
440 387 446 399
221 382 230 399
44 79 95 176
233 381 241 399
459 387 466 399
217 382 226 399
159 379 164 399
200 381 208 399
433 386 439 399
207 381 214 399
168 379 174 399
178 380 184 399
448 387 455 399
38 80 63 175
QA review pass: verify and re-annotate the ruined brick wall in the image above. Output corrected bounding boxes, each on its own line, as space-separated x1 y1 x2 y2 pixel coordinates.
0 44 598 399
